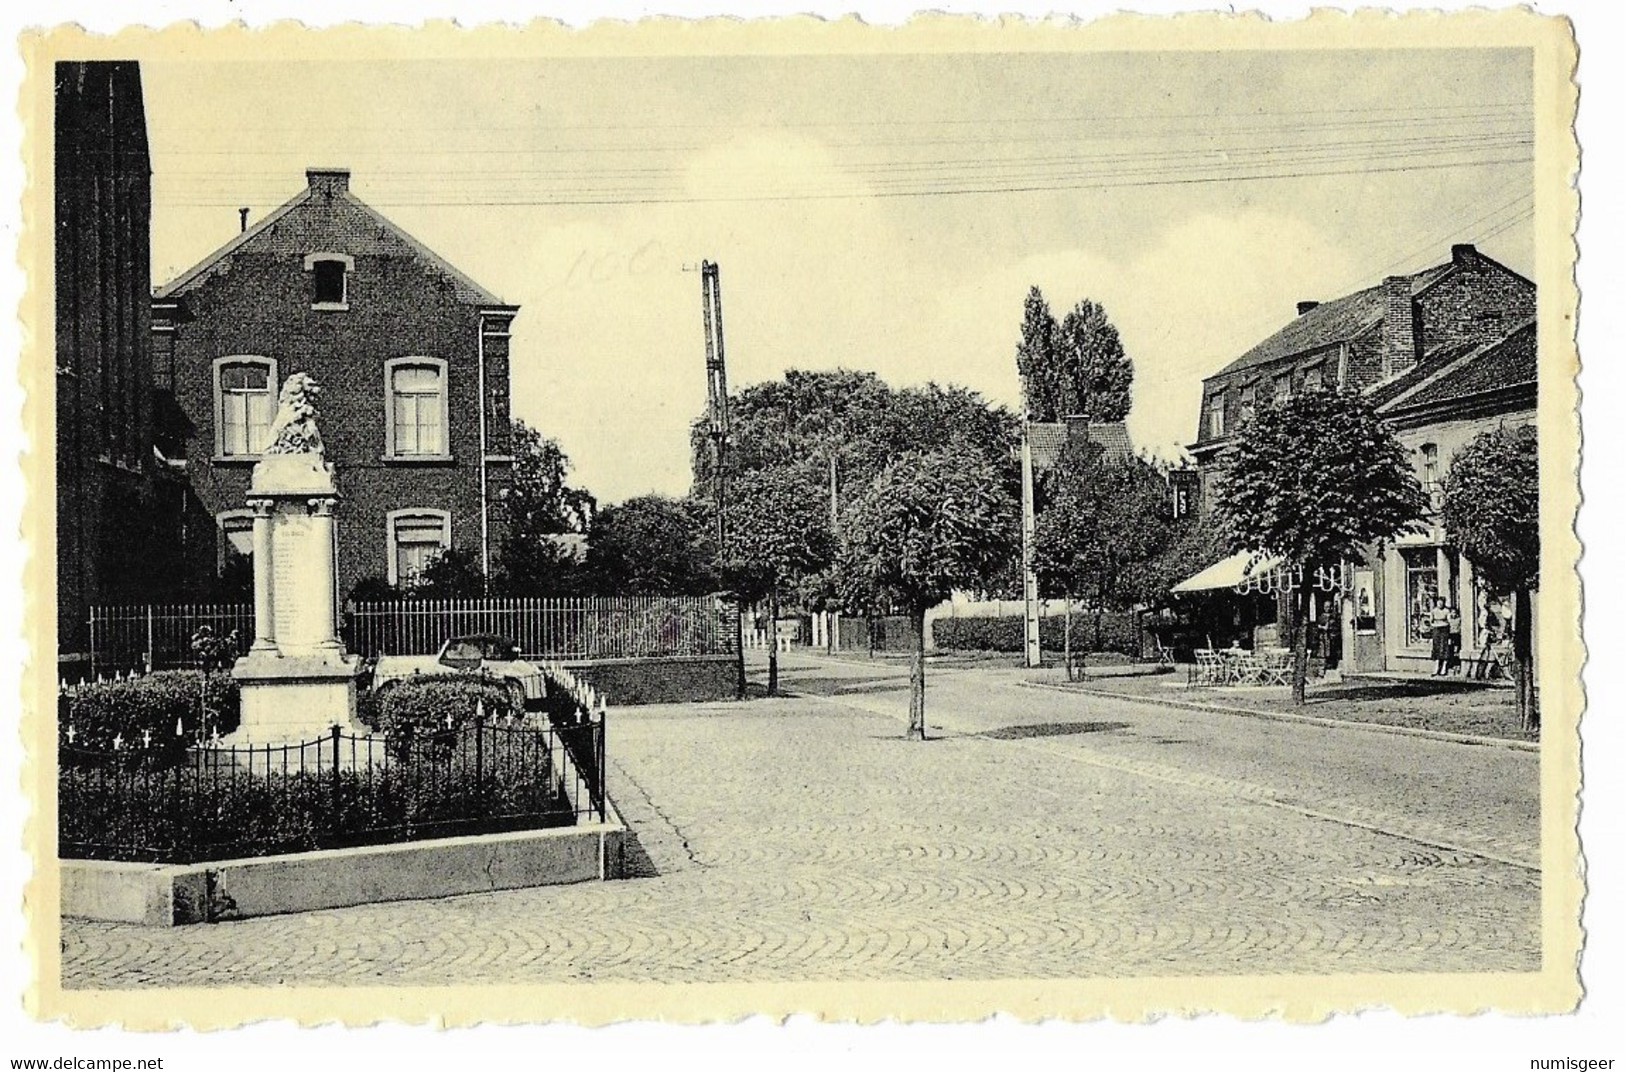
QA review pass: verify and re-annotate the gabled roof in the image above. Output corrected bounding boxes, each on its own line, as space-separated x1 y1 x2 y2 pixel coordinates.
1028 419 1135 471
1376 319 1537 415
155 171 508 306
1206 262 1454 382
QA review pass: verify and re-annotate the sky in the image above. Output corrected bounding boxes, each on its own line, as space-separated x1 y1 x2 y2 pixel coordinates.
139 48 1534 504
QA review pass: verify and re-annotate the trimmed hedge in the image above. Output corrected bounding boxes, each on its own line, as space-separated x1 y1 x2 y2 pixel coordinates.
367 677 520 738
59 671 240 763
59 733 569 864
933 612 1142 658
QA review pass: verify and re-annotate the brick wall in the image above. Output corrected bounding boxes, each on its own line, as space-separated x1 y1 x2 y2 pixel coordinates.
154 187 513 601
1416 252 1535 358
55 62 167 656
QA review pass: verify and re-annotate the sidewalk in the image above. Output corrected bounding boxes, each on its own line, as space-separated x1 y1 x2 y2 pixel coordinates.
1031 669 1538 745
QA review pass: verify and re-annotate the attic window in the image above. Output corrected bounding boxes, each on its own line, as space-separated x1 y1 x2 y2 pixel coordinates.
304 252 354 310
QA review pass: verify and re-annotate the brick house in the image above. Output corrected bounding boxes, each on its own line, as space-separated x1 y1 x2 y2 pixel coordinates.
151 168 517 603
1178 243 1535 670
55 61 175 663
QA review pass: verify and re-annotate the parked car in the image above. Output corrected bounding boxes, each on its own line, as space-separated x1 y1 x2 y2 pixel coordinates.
371 634 546 712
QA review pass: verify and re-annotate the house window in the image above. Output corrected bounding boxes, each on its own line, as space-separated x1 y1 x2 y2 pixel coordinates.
1206 394 1227 438
387 509 451 587
1239 383 1256 421
385 357 449 458
1402 547 1440 648
1419 442 1440 490
1274 371 1293 403
1303 366 1324 392
217 509 254 573
213 356 277 457
303 252 354 310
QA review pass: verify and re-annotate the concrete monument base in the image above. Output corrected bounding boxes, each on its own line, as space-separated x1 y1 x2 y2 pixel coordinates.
227 382 364 743
231 652 362 743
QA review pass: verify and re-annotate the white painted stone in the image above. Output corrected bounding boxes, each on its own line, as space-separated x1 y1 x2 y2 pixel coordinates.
229 449 360 743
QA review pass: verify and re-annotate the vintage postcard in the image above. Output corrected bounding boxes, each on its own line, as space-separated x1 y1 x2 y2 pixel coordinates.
19 9 1582 1026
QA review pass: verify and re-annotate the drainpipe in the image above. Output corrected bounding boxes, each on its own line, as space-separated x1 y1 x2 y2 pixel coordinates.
477 313 490 591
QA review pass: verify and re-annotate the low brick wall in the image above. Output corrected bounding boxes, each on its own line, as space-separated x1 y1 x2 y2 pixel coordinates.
565 655 739 705
62 817 626 926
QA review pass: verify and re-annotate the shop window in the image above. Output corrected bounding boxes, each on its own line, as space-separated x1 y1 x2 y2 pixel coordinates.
1402 547 1440 648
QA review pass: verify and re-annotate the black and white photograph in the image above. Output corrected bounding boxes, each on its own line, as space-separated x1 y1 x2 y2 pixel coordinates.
11 3 1599 1049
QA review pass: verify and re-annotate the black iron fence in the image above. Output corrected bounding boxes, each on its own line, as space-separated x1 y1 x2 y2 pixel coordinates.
83 597 738 676
58 715 607 865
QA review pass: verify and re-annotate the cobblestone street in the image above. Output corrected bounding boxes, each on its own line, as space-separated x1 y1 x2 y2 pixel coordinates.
60 653 1541 987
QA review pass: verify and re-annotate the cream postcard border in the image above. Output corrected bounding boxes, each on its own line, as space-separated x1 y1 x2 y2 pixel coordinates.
17 9 1583 1025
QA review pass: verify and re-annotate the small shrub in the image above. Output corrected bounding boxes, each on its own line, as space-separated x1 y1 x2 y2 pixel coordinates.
60 671 240 764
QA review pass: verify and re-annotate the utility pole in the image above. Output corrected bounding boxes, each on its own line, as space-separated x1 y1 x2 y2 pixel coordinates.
699 260 746 698
827 452 839 653
1021 419 1042 668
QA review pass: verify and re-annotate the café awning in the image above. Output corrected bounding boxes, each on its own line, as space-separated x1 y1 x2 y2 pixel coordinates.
1171 550 1283 594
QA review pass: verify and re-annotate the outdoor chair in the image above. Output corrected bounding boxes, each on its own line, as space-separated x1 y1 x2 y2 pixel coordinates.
1258 649 1293 687
1192 649 1223 687
1229 651 1264 686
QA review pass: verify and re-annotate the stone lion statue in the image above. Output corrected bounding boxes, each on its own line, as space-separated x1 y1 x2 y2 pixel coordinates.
262 372 326 456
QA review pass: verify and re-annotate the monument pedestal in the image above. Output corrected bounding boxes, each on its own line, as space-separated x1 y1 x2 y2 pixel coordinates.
232 652 360 742
228 453 362 744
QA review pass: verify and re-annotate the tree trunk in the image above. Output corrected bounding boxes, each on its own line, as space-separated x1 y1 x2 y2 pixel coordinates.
767 587 780 697
908 606 927 741
1064 594 1074 681
1514 586 1536 732
1094 573 1106 653
1291 576 1312 706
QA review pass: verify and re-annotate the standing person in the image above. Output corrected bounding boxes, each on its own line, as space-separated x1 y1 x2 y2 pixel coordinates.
1428 596 1452 675
1447 603 1464 675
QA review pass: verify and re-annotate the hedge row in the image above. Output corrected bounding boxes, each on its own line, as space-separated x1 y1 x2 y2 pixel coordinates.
59 671 241 763
60 733 568 864
933 612 1142 657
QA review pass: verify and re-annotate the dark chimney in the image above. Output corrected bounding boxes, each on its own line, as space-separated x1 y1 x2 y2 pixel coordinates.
238 207 249 233
305 167 351 197
1296 300 1320 316
1381 275 1418 379
1451 243 1477 266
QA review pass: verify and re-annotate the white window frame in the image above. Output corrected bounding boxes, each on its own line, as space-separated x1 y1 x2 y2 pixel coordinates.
212 355 279 460
216 508 255 573
1206 395 1226 438
304 252 354 311
386 508 452 586
383 356 451 461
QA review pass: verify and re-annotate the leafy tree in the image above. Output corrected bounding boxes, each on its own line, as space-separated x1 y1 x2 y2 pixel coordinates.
1015 286 1062 420
1032 438 1175 670
1442 423 1540 729
580 495 717 596
837 449 1018 739
1014 288 1134 422
725 469 837 695
496 419 596 595
410 546 486 599
693 370 1019 523
1216 388 1426 703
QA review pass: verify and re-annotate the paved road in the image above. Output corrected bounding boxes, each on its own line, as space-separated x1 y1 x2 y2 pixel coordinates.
61 652 1540 987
